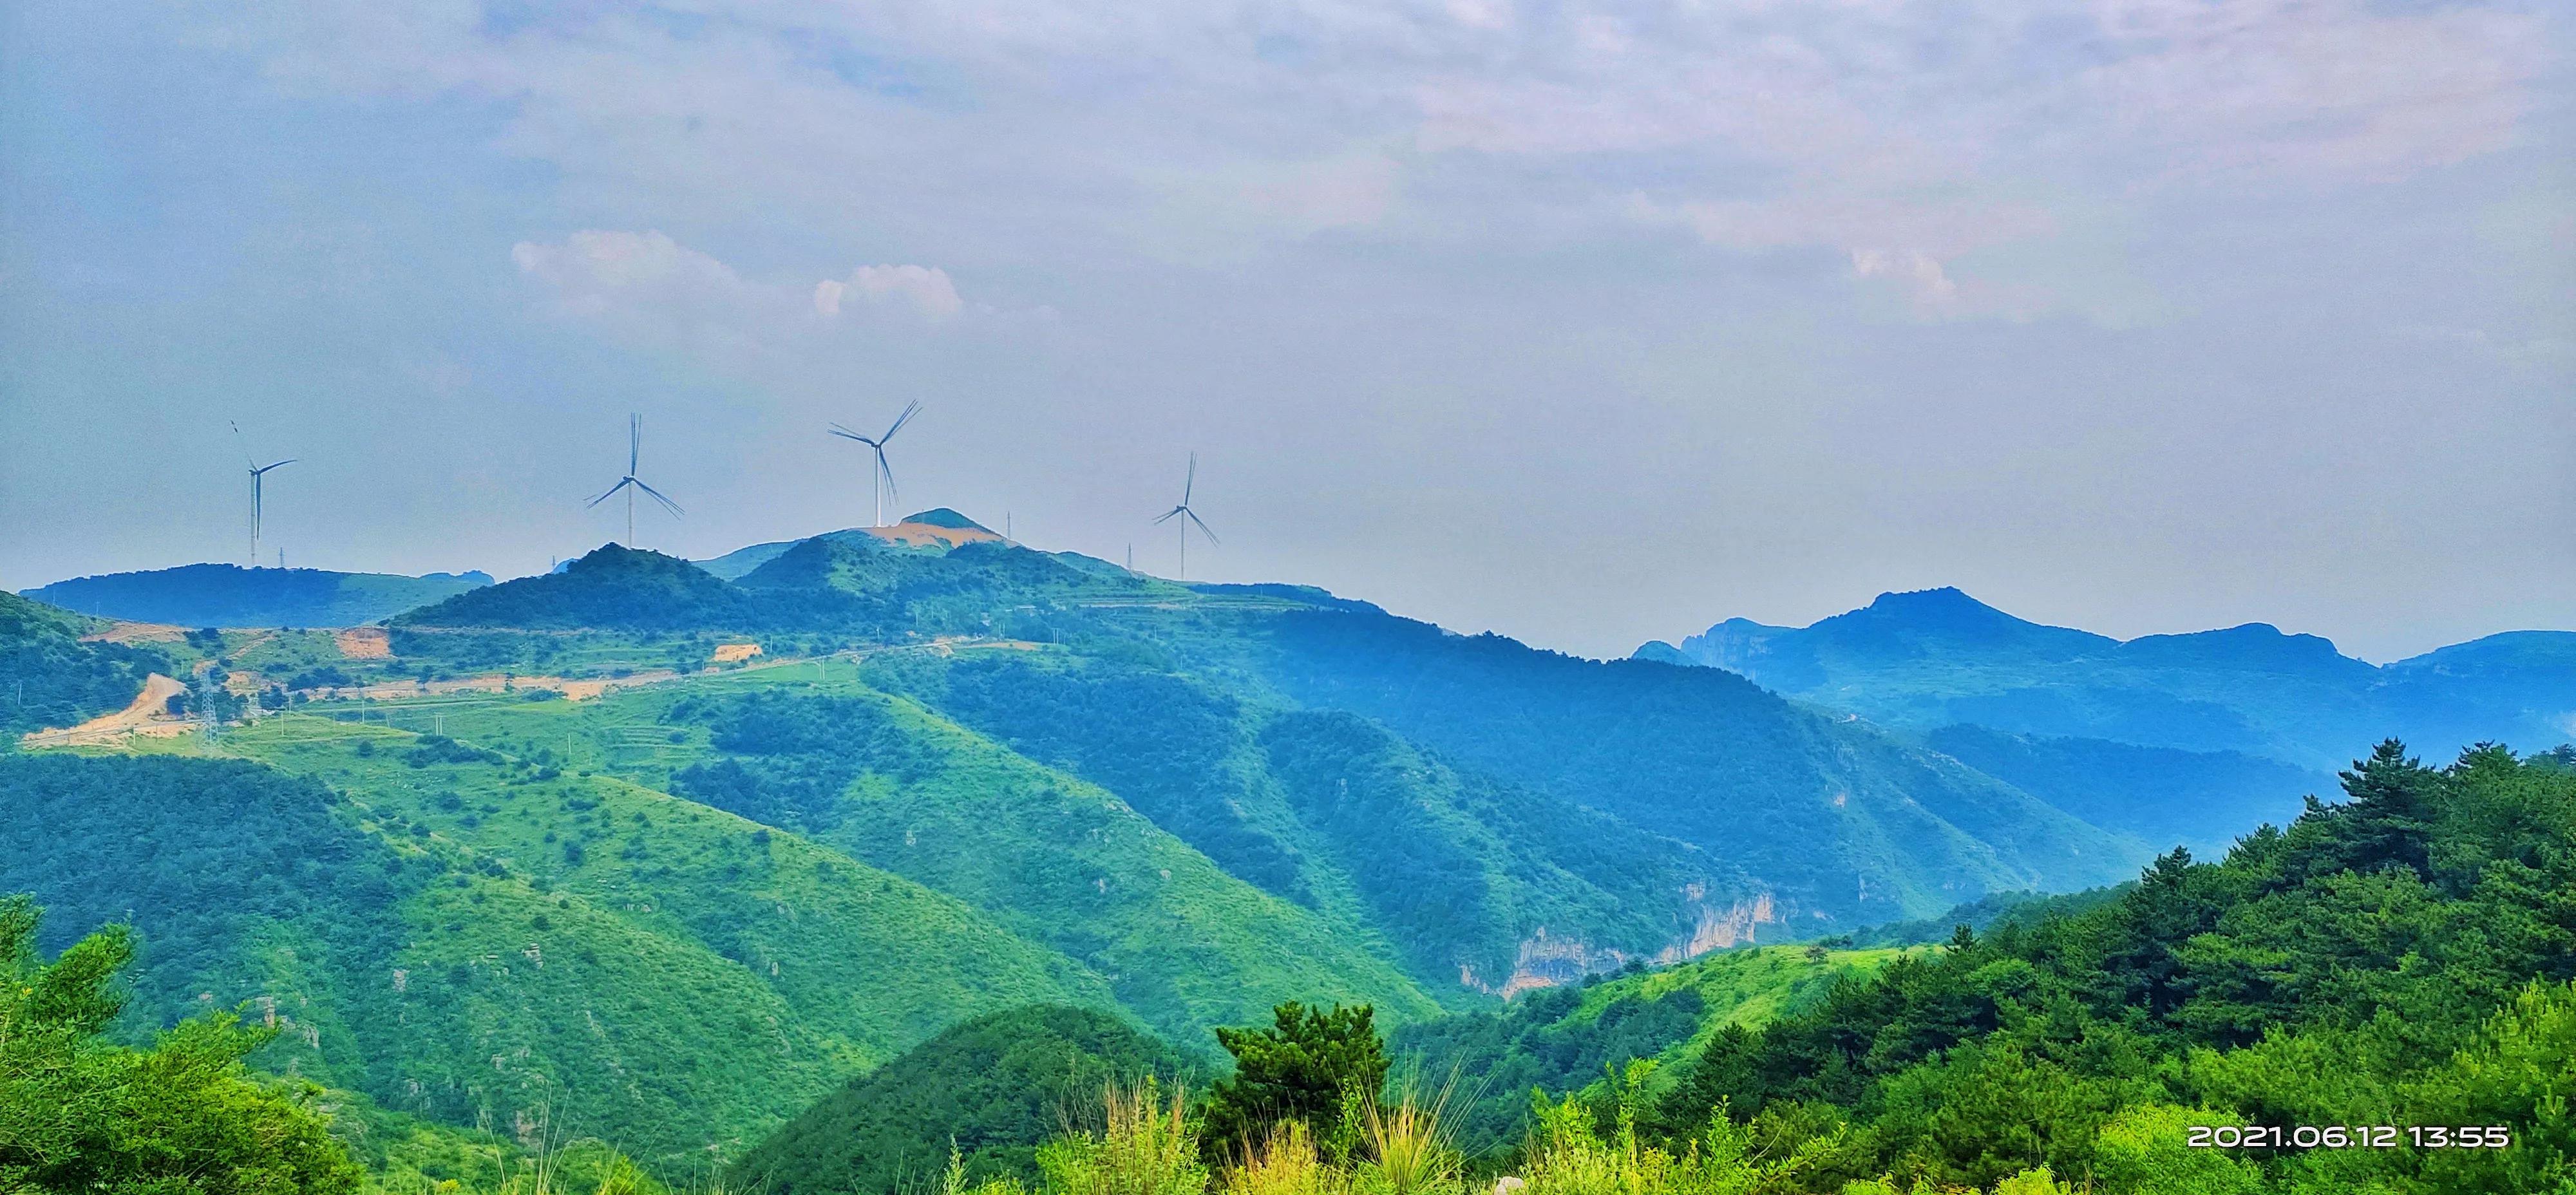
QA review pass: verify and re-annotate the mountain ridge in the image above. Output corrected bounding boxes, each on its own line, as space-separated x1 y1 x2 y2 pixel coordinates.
1636 587 2575 771
19 563 491 628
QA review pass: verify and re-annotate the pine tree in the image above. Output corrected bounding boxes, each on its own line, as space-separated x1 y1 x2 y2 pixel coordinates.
1199 1002 1388 1160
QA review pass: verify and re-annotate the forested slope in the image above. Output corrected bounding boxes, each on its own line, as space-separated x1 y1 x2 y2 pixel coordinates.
0 592 167 737
1645 740 2576 1192
1182 607 2141 921
394 667 1447 1035
733 1005 1198 1195
873 650 1753 991
0 752 844 1167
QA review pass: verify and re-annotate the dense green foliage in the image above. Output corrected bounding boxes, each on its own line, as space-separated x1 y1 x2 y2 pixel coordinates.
896 653 1745 988
734 1005 1197 1195
2 896 364 1194
19 565 491 630
449 666 1449 1040
1645 740 2576 1191
1191 608 2139 921
1201 1002 1390 1158
0 746 1103 1172
0 592 169 737
1390 946 1909 1154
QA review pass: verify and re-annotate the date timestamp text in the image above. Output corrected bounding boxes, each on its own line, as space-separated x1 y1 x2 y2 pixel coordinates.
2187 1125 2513 1150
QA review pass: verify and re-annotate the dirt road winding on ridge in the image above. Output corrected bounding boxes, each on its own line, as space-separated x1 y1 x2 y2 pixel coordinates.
19 673 191 747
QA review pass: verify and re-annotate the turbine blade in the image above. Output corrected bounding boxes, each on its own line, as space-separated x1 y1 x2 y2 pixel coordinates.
633 478 685 516
1153 507 1183 525
875 450 898 499
232 420 256 469
1186 509 1218 545
586 478 634 508
629 414 642 475
882 400 922 442
1183 453 1196 503
828 424 876 444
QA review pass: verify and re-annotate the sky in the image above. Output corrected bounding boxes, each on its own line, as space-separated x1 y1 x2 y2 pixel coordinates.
2 0 2570 663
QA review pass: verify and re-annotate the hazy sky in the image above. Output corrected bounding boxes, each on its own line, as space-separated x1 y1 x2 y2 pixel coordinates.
4 0 2570 662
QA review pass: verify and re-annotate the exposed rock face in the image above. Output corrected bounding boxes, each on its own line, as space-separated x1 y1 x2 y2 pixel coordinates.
1497 928 1595 997
1469 893 1784 997
1656 893 1779 962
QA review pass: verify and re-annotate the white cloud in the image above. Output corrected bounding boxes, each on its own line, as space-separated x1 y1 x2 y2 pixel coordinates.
510 231 745 316
514 232 981 357
817 265 965 320
213 0 2564 325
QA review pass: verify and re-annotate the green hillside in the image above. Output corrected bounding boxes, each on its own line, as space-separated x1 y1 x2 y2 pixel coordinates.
733 1005 1198 1195
0 592 169 738
1390 945 1914 1152
216 714 1114 1059
871 649 1754 991
12 737 2574 1194
19 564 492 629
0 739 1128 1170
1180 607 2143 921
397 546 758 633
367 663 1446 1039
0 751 842 1168
1648 740 2576 1192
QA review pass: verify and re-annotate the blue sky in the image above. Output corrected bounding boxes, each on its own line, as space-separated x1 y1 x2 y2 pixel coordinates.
3 0 2570 660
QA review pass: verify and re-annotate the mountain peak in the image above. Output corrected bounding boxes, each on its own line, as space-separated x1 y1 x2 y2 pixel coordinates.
1855 587 2007 625
863 512 1004 550
899 508 989 532
1808 587 2117 661
400 544 748 630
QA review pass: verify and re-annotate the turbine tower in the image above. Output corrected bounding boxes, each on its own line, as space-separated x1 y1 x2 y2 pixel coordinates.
828 401 922 527
231 422 296 569
1153 453 1218 581
587 413 683 547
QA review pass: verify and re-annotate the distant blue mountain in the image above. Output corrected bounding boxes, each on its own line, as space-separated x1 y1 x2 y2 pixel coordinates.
1637 588 2575 770
20 563 492 628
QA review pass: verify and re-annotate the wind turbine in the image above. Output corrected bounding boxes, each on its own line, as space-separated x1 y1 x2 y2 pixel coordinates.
232 422 295 569
1153 453 1218 581
828 401 922 527
587 413 683 547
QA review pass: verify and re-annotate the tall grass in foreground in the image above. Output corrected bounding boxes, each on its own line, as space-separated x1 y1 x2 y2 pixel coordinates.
1359 1077 1463 1195
376 1073 2093 1195
1037 1077 1211 1195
